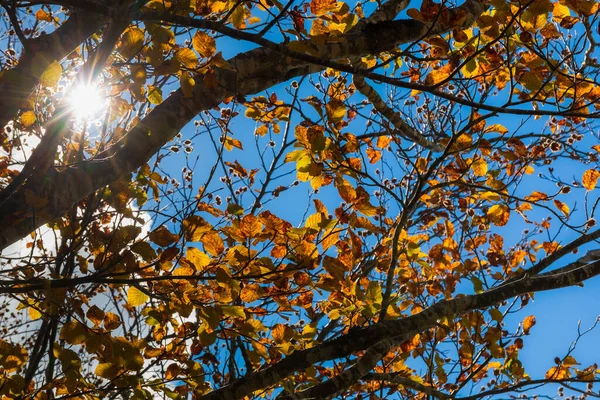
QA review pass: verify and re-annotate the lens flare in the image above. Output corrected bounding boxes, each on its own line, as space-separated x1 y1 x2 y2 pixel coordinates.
67 84 106 120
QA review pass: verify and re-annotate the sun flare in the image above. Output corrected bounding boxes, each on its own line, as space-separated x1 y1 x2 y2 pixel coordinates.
67 84 106 120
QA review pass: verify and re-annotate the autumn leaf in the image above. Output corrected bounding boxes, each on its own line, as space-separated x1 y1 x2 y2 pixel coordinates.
201 231 224 256
180 72 196 98
554 200 570 217
240 214 263 238
192 31 216 58
487 204 510 226
147 85 163 104
310 0 337 16
149 225 179 247
470 158 488 177
175 47 199 69
326 99 346 123
127 286 149 307
582 169 600 191
40 61 62 87
119 27 145 59
186 247 210 269
35 9 53 22
20 111 36 127
522 315 536 334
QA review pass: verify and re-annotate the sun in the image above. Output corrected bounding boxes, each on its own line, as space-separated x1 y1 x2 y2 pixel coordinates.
67 84 106 120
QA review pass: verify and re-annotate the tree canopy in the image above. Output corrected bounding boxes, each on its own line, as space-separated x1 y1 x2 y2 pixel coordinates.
2 0 600 398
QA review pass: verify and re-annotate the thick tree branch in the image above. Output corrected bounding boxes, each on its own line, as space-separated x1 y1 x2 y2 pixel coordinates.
0 0 489 250
199 255 600 400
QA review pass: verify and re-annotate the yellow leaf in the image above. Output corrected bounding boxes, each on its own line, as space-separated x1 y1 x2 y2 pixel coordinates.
40 61 62 87
310 0 337 16
28 305 42 320
487 204 510 226
221 305 245 318
192 31 216 58
415 157 428 173
486 124 508 135
186 247 210 269
180 72 195 98
471 158 488 177
149 225 178 247
119 27 145 59
582 169 600 191
563 356 579 366
522 315 536 334
553 2 571 21
272 324 287 343
524 191 548 202
240 214 263 238
182 215 211 241
175 47 198 69
147 85 163 104
201 231 224 256
326 99 346 123
230 5 247 29
127 286 149 307
20 111 36 127
35 9 53 22
554 200 570 217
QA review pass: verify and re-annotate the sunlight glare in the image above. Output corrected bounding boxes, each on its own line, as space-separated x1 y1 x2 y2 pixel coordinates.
67 84 106 120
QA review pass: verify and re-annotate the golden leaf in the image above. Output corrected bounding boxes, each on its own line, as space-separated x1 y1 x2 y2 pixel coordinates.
522 315 536 334
127 286 149 307
186 247 210 269
487 204 510 226
192 31 216 58
175 47 198 69
471 158 488 177
180 72 196 98
149 225 179 247
582 169 600 191
326 99 346 123
147 85 163 104
554 200 570 217
310 0 337 16
240 214 263 238
35 9 53 22
201 231 224 256
20 111 36 127
119 27 145 59
40 61 62 88
28 305 42 320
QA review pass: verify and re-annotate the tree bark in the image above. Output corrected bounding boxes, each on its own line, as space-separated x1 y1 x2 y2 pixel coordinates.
0 0 487 251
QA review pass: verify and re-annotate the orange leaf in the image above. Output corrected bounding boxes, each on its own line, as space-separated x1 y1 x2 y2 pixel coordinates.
201 231 224 256
240 214 263 238
487 204 510 226
553 200 570 217
522 315 536 334
192 31 216 58
582 169 600 191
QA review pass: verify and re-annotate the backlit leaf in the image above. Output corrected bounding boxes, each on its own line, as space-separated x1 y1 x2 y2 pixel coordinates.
127 286 149 307
471 158 488 177
582 169 600 191
175 48 198 69
554 200 570 217
187 247 210 269
522 315 536 334
40 61 62 87
20 111 36 127
192 31 216 58
487 204 510 226
201 231 224 256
